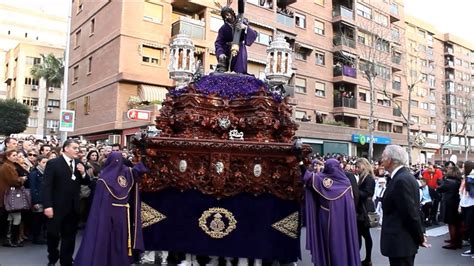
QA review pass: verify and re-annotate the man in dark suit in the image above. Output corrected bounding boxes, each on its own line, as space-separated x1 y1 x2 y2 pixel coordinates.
43 140 90 266
380 145 429 266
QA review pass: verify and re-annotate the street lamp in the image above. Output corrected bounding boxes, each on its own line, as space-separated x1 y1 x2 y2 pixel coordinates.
168 33 196 88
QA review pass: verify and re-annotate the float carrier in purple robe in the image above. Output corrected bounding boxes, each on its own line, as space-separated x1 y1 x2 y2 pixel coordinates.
303 159 361 266
74 152 148 266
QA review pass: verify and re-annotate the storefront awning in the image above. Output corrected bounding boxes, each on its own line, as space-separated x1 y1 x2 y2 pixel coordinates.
138 84 168 102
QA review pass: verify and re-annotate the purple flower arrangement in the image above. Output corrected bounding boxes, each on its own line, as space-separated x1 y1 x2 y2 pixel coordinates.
169 74 283 102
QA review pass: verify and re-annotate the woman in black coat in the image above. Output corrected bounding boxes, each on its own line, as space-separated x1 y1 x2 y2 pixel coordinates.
355 158 376 266
437 161 462 249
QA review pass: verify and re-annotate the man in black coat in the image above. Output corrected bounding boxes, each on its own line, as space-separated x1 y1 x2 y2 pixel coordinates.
380 145 429 266
43 140 90 266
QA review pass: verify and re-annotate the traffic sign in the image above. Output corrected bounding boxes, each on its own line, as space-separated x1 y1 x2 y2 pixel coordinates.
127 109 151 121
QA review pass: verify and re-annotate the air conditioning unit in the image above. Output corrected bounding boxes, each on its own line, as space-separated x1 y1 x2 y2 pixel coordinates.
32 106 39 111
48 87 55 92
47 107 53 112
31 85 38 90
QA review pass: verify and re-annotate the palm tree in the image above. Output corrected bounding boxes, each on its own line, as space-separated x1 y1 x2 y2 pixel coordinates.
30 53 64 137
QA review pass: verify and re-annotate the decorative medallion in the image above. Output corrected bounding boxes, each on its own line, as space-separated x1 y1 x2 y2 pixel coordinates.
117 176 128 188
229 129 244 140
253 164 262 177
179 160 187 173
198 207 237 239
218 117 231 129
141 202 167 228
322 177 333 188
271 212 299 239
414 132 426 147
215 161 224 175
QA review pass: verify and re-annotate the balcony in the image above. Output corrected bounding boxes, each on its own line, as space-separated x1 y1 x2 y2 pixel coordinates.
332 5 354 24
445 47 454 55
392 81 401 91
445 60 454 68
391 55 401 65
333 65 357 78
333 35 356 48
389 3 400 22
445 73 455 80
393 108 402 117
334 97 356 108
276 11 294 28
171 17 205 40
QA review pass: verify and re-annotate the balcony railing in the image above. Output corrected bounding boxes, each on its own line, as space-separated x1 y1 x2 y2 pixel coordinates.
393 108 402 117
171 17 205 40
333 35 356 48
332 5 353 20
445 61 454 67
333 65 357 78
392 81 401 90
276 12 294 27
445 47 454 54
390 3 399 16
392 55 401 64
334 97 356 108
446 74 454 80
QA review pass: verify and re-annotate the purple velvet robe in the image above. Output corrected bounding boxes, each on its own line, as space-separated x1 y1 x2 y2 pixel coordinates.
303 159 361 266
74 152 148 266
215 22 257 74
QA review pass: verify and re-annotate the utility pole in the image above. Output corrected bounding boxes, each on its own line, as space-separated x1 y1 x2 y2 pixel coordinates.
60 0 73 144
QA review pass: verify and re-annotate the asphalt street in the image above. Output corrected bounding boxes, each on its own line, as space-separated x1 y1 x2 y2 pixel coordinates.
0 226 473 265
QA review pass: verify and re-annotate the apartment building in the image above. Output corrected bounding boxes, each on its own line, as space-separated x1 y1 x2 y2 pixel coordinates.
68 0 407 158
4 43 64 138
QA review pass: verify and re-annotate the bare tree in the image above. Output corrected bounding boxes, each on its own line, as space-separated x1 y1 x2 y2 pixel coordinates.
439 87 473 162
335 10 393 162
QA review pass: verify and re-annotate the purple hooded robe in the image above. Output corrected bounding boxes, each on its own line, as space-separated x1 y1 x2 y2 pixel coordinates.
303 159 361 266
74 152 148 266
215 22 257 74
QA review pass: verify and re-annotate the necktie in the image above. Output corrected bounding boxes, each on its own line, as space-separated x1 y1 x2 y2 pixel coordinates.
69 160 74 172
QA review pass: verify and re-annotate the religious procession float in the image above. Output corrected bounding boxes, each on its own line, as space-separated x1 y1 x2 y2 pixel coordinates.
135 0 311 264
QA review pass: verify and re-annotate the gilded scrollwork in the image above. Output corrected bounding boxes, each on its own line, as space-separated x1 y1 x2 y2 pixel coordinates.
198 208 237 239
271 212 299 239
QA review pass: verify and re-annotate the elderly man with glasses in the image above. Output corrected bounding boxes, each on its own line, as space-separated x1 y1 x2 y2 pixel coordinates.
380 145 430 266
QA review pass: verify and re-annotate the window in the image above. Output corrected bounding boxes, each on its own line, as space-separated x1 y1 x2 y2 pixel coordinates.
73 65 79 83
314 0 324 5
46 120 59 129
315 51 325 65
74 29 81 48
210 16 224 32
375 65 390 79
68 101 77 111
295 13 306 28
295 110 307 121
24 77 39 85
377 121 391 132
255 31 272 45
455 58 461 66
23 97 39 106
418 44 426 52
376 39 389 53
48 100 60 108
77 0 83 13
141 45 162 65
86 57 92 74
417 29 425 38
357 31 371 46
143 0 163 23
356 3 371 19
90 18 95 35
27 118 38 128
25 56 41 65
359 89 368 102
410 100 419 107
393 125 403 134
377 93 391 107
84 96 90 114
294 50 307 61
315 82 325 97
411 116 419 124
295 78 306 93
315 112 326 123
374 12 388 27
420 102 428 110
360 119 368 129
314 20 324 35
